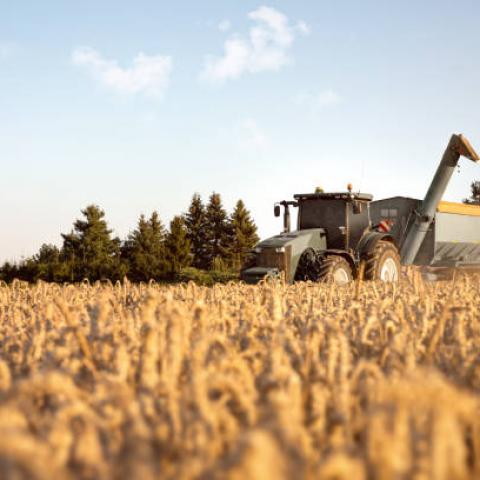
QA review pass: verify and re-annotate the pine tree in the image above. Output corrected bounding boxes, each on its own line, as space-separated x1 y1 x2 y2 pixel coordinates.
229 200 259 269
122 211 167 281
204 192 230 270
60 205 125 281
184 193 208 269
165 216 191 276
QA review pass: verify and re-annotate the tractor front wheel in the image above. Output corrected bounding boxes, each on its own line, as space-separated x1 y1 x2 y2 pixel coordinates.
317 255 353 285
294 248 318 281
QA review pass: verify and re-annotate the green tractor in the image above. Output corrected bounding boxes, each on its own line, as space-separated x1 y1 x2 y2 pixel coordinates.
240 186 400 284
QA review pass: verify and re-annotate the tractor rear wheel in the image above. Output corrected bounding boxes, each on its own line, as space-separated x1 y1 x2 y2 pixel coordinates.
363 241 400 282
317 255 353 285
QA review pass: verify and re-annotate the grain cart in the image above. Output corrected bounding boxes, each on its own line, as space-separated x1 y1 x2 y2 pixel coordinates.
240 134 480 284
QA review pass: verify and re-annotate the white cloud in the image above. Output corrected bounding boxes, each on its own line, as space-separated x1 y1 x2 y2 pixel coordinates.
201 6 310 83
72 47 173 99
238 118 270 150
295 89 343 109
218 19 231 32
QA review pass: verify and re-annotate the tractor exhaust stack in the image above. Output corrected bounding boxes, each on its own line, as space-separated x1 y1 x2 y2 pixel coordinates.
400 134 480 265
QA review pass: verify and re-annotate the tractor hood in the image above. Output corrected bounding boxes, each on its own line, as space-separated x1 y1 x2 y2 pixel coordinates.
241 228 327 284
257 229 324 249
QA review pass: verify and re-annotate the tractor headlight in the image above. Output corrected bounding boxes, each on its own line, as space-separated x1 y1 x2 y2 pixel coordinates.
254 247 262 253
275 247 285 253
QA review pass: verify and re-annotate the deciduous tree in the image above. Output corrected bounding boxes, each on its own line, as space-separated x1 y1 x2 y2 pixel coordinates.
33 244 67 282
464 181 480 205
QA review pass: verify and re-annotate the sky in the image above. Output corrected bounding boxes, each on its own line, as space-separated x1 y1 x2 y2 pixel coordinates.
1 0 480 263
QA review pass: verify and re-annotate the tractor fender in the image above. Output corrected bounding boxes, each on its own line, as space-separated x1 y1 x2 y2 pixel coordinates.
357 232 396 258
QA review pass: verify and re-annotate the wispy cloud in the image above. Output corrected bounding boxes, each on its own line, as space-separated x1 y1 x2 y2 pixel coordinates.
201 6 310 83
295 89 343 109
238 118 270 150
296 21 311 36
71 47 173 99
218 19 231 32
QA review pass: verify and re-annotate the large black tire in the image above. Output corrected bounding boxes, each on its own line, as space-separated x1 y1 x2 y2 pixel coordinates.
363 241 400 282
317 255 353 285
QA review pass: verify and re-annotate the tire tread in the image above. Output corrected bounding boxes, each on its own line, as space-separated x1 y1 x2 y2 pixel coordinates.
317 255 352 283
363 241 400 281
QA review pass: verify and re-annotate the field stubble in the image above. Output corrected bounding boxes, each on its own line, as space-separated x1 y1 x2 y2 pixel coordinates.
1 272 480 479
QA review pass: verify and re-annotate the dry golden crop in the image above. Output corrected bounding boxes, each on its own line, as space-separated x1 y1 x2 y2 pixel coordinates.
1 272 480 479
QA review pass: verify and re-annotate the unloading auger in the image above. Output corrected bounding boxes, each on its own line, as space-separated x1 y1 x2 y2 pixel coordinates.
400 134 480 264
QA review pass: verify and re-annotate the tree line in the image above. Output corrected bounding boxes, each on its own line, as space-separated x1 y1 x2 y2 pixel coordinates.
0 193 259 283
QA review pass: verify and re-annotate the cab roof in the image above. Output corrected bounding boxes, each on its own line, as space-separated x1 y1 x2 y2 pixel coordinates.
293 192 373 202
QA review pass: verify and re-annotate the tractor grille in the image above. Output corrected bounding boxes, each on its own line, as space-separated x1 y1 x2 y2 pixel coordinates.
257 246 292 280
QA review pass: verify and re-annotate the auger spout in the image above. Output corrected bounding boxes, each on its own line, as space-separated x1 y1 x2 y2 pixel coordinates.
400 134 480 265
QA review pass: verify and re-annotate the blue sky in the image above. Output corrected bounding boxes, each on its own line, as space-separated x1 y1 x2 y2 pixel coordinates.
1 0 480 262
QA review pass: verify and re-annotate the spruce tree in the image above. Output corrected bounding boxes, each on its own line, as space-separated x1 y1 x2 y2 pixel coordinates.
122 211 167 281
184 193 208 269
204 192 230 270
165 216 191 276
229 200 259 269
60 205 124 281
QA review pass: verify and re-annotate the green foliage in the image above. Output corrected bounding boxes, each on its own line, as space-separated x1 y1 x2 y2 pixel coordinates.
229 199 259 270
464 181 480 205
165 216 191 276
211 256 229 272
0 262 19 283
122 211 167 281
184 193 208 269
0 245 68 283
61 205 125 282
204 193 231 269
32 244 68 282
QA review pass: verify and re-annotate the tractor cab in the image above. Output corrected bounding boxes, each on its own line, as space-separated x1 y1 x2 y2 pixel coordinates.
275 189 373 252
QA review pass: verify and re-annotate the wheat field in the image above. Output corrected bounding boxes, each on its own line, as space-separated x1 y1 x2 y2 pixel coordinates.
1 273 480 479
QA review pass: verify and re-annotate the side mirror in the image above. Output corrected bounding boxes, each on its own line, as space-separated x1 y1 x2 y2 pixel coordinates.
274 204 281 217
